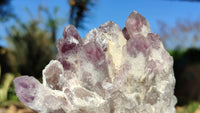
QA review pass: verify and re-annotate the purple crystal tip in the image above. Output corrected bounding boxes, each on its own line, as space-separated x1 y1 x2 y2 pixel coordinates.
14 76 39 105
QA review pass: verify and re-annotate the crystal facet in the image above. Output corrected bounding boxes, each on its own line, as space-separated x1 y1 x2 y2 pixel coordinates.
14 11 177 113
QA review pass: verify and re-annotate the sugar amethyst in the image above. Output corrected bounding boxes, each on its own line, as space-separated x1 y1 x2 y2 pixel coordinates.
14 11 177 113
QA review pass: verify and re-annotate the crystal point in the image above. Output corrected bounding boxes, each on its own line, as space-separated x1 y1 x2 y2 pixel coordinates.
14 76 41 107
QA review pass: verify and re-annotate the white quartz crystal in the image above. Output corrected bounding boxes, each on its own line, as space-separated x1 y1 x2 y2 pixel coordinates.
14 11 177 113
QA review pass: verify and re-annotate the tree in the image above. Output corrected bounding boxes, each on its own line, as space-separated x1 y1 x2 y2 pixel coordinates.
39 6 64 44
5 19 54 79
158 19 200 49
68 0 95 28
1 6 61 79
0 0 14 22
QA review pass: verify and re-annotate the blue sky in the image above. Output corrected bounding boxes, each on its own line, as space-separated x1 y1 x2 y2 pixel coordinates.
0 0 200 47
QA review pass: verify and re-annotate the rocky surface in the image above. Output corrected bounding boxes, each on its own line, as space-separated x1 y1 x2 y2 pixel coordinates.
14 11 177 113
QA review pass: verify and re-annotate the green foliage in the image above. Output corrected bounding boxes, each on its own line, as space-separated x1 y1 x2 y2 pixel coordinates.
168 48 188 59
0 6 66 79
0 67 18 106
176 101 200 113
171 48 200 105
0 73 15 103
6 19 55 78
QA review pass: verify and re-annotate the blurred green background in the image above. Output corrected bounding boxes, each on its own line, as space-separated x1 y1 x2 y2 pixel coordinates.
0 0 200 113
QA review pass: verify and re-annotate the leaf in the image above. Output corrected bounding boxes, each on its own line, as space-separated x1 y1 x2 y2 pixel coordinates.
0 73 14 102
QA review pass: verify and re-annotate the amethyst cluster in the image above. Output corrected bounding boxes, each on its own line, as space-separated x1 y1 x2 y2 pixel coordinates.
14 11 177 113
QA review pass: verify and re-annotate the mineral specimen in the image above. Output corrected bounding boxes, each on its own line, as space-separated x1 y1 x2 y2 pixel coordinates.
14 11 177 113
